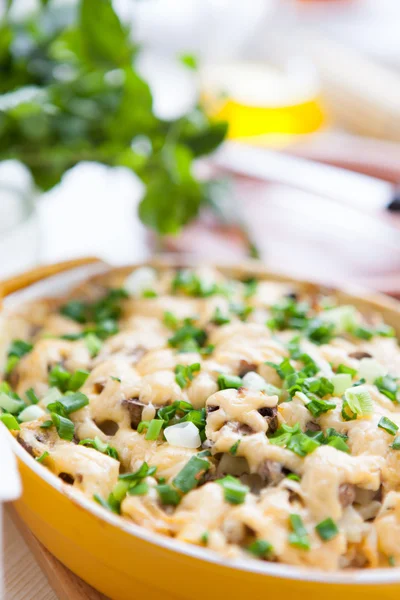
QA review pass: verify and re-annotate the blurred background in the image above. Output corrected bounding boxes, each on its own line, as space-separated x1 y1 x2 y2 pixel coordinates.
2 0 400 597
1 0 400 289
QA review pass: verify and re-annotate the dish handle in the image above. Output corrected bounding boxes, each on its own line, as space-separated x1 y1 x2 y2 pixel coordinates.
0 257 106 300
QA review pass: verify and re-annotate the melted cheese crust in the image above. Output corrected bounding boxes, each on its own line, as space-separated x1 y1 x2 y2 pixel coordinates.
3 265 400 571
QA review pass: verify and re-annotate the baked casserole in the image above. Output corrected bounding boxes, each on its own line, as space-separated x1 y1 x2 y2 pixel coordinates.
2 265 400 572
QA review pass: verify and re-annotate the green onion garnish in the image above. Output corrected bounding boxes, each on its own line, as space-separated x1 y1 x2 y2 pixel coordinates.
315 518 339 541
337 364 357 377
5 339 33 374
375 375 399 403
85 333 102 357
216 475 249 505
288 514 310 550
47 391 89 416
173 455 210 493
26 388 39 405
50 413 74 441
68 369 90 392
306 397 336 418
217 374 243 390
378 416 399 436
127 481 149 496
118 462 157 482
391 436 400 450
247 539 273 559
175 363 201 389
343 386 373 417
93 493 119 514
200 531 209 544
229 440 240 456
0 413 20 430
144 419 164 441
79 436 119 460
35 451 49 463
156 484 181 506
211 307 230 326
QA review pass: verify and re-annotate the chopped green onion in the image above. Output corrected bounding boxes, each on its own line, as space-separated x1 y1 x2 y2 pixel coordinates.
79 436 119 460
156 484 181 506
68 369 90 392
229 440 240 456
344 386 373 417
19 404 45 422
173 455 210 493
375 375 399 403
287 432 320 457
0 413 20 430
40 420 53 429
217 374 243 390
5 356 19 374
331 374 352 396
211 307 230 326
378 416 399 436
326 436 350 453
35 451 49 463
306 397 336 418
315 518 339 541
376 324 396 338
306 318 335 345
389 556 396 567
110 480 130 507
142 289 157 298
85 333 102 357
216 475 249 505
286 473 300 482
144 419 164 441
200 531 209 544
128 481 149 495
288 514 310 550
137 420 150 434
50 412 74 441
168 320 207 352
93 493 119 514
119 462 157 482
111 376 121 383
175 363 201 389
5 339 33 373
337 364 357 377
163 311 179 329
0 392 25 415
48 364 71 391
47 391 89 416
391 436 400 450
352 326 373 340
247 539 273 559
26 388 39 405
243 278 258 299
320 305 357 334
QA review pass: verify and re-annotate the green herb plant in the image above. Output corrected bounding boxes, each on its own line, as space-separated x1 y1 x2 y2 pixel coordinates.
1 0 228 239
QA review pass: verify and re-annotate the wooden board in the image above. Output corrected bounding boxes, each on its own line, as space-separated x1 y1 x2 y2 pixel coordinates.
7 506 108 600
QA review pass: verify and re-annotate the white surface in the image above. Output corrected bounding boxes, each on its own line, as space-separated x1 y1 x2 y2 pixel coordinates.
37 163 149 268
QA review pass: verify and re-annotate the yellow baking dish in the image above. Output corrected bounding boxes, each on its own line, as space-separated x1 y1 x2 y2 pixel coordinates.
4 257 400 600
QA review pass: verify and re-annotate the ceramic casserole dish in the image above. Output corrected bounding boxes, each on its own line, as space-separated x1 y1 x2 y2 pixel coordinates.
2 257 400 600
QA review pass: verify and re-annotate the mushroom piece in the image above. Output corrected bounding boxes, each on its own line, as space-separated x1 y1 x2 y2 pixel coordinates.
348 351 372 360
122 397 145 429
258 406 278 434
257 459 284 485
339 483 356 508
